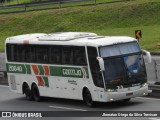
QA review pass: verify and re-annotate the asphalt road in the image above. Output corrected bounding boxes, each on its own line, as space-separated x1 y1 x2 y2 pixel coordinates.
0 85 160 120
0 84 160 112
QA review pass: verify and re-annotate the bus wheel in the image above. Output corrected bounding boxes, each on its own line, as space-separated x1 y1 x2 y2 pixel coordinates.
83 89 95 107
32 84 41 102
24 84 33 101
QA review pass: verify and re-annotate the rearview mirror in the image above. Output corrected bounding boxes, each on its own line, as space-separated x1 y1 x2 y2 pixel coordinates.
142 49 152 63
97 57 105 72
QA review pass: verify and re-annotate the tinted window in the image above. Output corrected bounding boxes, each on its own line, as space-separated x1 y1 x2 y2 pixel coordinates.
6 44 87 66
24 45 36 63
36 45 49 63
74 47 87 66
100 42 140 58
15 45 23 62
87 47 103 88
49 46 62 64
62 46 74 65
6 44 14 61
7 44 26 62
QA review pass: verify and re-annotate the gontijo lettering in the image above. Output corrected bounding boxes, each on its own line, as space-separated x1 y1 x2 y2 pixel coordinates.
62 69 82 76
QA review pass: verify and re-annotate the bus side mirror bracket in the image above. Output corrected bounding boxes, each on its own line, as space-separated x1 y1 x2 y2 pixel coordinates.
97 57 105 72
142 49 152 64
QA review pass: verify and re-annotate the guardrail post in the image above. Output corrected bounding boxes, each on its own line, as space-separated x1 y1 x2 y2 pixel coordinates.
94 0 96 5
59 0 61 8
24 4 26 11
156 60 160 82
154 60 158 83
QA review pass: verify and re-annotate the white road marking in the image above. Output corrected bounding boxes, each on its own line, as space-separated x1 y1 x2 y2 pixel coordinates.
137 97 160 101
149 118 160 120
0 85 9 87
49 105 87 111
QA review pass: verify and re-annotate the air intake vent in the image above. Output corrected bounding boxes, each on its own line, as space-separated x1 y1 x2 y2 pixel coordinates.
9 75 17 90
88 36 105 39
38 32 97 41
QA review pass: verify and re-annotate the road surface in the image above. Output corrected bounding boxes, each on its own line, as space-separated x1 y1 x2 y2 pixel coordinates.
0 85 160 120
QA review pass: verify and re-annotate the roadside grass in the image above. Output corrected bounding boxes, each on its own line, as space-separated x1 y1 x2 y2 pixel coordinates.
0 0 160 52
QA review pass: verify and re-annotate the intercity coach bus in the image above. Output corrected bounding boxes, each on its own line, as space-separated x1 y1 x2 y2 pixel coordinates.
5 32 151 107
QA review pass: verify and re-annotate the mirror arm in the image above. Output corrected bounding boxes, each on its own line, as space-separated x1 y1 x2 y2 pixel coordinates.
142 49 152 63
97 57 105 72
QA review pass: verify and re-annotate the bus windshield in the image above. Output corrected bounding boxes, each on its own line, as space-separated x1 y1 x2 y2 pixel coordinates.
103 54 146 86
99 42 147 89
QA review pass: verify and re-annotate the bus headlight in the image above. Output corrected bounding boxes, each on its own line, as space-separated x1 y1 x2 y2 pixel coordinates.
110 98 114 101
142 83 147 87
143 93 147 95
105 89 117 92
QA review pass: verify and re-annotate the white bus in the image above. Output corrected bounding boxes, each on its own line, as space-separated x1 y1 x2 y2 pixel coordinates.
5 32 151 107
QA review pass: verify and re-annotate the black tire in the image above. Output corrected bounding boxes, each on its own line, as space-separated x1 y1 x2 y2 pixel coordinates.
32 84 41 102
83 89 95 107
24 84 33 101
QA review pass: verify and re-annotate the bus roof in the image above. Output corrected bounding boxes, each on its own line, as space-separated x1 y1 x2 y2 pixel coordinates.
5 32 137 47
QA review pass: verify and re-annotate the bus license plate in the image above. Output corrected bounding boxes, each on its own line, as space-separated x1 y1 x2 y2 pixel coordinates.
126 92 133 96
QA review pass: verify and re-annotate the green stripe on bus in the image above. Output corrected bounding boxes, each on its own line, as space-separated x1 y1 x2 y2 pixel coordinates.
50 66 62 76
38 65 44 75
25 64 31 74
6 63 89 79
43 76 49 87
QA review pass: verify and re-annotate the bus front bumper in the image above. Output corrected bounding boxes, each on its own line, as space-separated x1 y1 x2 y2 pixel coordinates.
103 85 148 102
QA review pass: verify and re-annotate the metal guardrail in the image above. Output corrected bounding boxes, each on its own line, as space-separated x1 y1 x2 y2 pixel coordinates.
0 0 129 14
0 0 89 14
0 68 5 78
0 4 25 10
146 59 160 90
149 85 160 91
0 68 7 78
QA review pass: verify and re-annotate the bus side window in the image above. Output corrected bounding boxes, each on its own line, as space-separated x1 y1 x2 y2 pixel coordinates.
62 46 74 65
7 44 23 62
36 45 49 63
6 44 15 62
87 47 104 88
24 45 31 62
24 45 36 63
74 47 87 66
14 45 22 62
49 46 62 64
